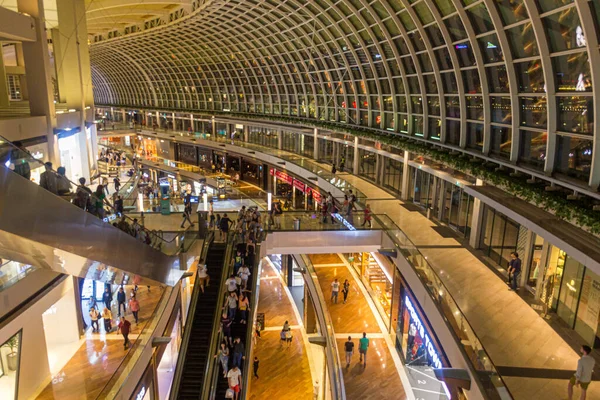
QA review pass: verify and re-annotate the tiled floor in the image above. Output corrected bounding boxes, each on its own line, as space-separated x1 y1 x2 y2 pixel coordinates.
248 262 313 399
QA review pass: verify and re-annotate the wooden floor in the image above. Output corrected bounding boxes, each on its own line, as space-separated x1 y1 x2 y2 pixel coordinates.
336 338 407 400
311 256 380 334
248 261 313 399
36 285 165 400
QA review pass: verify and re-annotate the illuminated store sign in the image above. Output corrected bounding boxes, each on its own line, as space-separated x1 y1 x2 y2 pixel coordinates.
405 295 442 369
135 387 146 400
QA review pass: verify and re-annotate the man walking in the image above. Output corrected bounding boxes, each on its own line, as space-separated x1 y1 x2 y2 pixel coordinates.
227 365 242 400
117 286 126 317
39 162 58 194
89 307 100 333
129 295 140 324
253 356 259 379
331 278 340 304
508 252 522 291
344 336 354 368
232 337 245 368
568 345 595 400
118 316 132 350
181 202 194 228
359 332 369 367
102 287 112 310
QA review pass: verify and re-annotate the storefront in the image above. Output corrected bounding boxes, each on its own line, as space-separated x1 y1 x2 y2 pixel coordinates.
248 126 278 149
299 133 314 158
197 148 212 169
176 143 197 165
140 138 158 158
240 159 264 188
479 205 521 272
390 271 451 400
270 168 293 201
131 364 155 400
318 138 334 164
225 154 241 175
58 131 85 183
345 252 394 327
358 148 377 182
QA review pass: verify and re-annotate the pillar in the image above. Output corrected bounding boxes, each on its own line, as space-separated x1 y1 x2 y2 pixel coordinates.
313 128 319 160
243 125 249 142
211 117 216 140
122 109 126 123
155 111 159 129
50 28 66 103
401 151 410 200
0 45 10 107
352 136 359 175
190 114 194 132
277 130 282 150
172 112 175 130
468 180 485 249
17 0 58 166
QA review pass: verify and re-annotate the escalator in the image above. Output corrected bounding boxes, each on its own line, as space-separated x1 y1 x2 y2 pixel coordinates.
176 239 228 399
0 137 193 286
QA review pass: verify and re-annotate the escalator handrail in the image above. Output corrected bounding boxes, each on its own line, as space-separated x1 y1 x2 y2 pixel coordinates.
204 234 236 400
168 231 214 400
239 243 261 400
0 137 189 255
295 254 346 400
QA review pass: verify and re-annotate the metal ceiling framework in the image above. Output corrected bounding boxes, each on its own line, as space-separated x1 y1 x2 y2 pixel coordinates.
90 0 600 191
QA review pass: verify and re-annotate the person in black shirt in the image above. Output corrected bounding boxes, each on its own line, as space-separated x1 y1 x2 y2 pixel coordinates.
220 213 232 241
508 252 522 291
116 286 126 316
344 336 354 368
102 287 112 310
253 356 259 379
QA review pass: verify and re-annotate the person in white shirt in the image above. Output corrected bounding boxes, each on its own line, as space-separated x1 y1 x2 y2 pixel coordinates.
226 274 238 292
568 345 595 400
331 278 340 304
227 366 242 400
197 261 209 293
238 266 251 290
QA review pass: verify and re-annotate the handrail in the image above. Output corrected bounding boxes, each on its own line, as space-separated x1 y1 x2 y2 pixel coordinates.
294 254 346 400
239 243 261 400
0 136 193 256
168 231 214 399
203 233 235 400
373 215 513 400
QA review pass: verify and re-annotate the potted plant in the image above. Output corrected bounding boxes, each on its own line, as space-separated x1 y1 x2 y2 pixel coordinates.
3 335 19 371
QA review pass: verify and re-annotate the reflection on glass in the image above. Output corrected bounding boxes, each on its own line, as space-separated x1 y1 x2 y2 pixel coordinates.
0 331 21 400
507 22 539 58
487 65 509 93
574 268 600 346
515 60 545 93
0 261 36 292
527 234 545 293
466 122 484 151
491 96 511 124
555 136 593 181
466 96 484 120
557 256 585 327
557 96 593 134
446 120 461 145
520 97 547 128
553 53 591 92
490 126 512 158
543 8 582 52
495 0 529 25
519 130 547 169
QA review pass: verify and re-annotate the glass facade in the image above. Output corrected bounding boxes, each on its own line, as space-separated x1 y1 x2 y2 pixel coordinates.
480 206 520 271
382 158 403 195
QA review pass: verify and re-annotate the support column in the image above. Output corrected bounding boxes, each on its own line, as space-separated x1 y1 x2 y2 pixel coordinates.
190 113 194 132
352 136 359 175
211 117 216 140
313 128 319 160
468 179 485 249
0 45 10 107
17 0 58 166
243 125 249 142
155 111 159 129
171 112 175 130
50 28 66 104
122 109 126 123
401 151 410 200
277 130 282 150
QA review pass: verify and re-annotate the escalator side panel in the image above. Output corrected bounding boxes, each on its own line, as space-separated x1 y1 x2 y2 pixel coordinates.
0 166 180 285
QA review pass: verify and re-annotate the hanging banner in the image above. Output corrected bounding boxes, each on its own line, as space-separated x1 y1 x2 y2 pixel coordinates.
293 179 306 192
274 169 293 185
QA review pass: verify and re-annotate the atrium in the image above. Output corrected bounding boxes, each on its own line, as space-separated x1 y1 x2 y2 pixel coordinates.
1 1 600 399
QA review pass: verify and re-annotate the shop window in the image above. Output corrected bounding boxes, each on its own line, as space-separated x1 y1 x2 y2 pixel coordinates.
6 75 21 101
0 331 21 400
557 257 585 327
554 136 593 182
574 268 600 346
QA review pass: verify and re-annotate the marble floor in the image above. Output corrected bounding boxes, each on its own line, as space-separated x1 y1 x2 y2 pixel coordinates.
310 254 407 400
248 261 314 399
36 285 165 400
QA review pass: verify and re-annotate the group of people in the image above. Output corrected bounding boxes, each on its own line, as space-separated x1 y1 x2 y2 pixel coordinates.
216 217 259 400
88 285 143 350
330 278 351 304
99 148 126 166
344 333 370 368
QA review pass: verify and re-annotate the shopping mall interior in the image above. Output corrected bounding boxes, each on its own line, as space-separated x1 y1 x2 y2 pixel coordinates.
1 0 600 399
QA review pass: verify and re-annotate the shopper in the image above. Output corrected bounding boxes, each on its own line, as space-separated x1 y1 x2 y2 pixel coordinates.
331 278 340 304
568 345 595 400
273 201 283 229
507 252 522 291
253 356 259 379
226 274 238 293
232 337 245 368
118 316 132 350
74 177 92 211
117 286 126 316
94 185 106 218
344 336 354 368
361 204 372 228
56 166 72 195
197 261 210 293
113 176 121 193
102 287 112 310
220 312 233 346
359 332 369 367
102 307 113 332
220 213 233 241
285 329 293 347
238 264 251 291
238 292 250 324
181 202 194 228
283 320 290 332
226 291 238 321
89 307 100 332
342 279 350 304
215 342 230 378
280 329 287 347
129 295 140 324
115 195 124 215
39 162 58 194
227 366 242 400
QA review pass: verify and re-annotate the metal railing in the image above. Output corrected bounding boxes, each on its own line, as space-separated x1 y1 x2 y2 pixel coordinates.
168 232 214 399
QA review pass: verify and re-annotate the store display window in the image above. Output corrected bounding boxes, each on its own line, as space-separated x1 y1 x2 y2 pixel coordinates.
0 331 22 400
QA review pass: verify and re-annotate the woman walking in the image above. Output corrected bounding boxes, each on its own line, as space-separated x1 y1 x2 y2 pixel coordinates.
215 342 230 378
342 279 350 304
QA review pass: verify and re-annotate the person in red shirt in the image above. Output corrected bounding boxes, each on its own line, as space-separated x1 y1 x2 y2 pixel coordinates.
361 204 372 228
129 296 140 324
118 316 132 350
